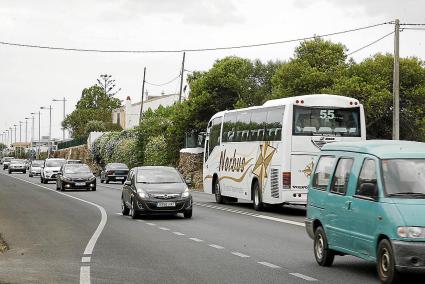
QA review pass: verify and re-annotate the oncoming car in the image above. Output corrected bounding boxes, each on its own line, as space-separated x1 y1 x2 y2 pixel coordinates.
8 159 27 174
56 164 96 191
306 140 425 284
121 166 192 219
29 160 44 177
41 158 66 184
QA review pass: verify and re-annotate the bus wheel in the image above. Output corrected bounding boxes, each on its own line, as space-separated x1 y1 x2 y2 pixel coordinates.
214 179 224 204
253 181 264 211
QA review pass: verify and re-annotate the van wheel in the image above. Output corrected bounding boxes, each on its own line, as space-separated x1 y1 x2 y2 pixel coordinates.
252 181 264 211
377 239 401 284
214 179 224 204
314 226 335 266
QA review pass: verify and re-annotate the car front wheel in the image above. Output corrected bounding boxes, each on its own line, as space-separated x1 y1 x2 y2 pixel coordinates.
377 239 401 284
184 209 192 219
314 226 335 267
121 197 129 216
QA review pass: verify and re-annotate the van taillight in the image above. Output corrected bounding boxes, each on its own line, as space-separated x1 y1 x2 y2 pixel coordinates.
282 172 291 189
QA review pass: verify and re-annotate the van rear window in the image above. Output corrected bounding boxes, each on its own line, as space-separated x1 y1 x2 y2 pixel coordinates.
312 156 336 190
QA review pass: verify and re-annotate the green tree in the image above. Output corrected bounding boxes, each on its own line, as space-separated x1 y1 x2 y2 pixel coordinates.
63 85 121 138
84 120 107 135
271 37 347 98
0 143 6 151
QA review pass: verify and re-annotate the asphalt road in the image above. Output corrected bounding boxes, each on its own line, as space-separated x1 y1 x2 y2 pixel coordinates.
1 169 416 284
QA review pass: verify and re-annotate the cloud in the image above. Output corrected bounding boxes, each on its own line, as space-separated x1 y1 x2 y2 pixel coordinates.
100 0 245 26
296 0 425 22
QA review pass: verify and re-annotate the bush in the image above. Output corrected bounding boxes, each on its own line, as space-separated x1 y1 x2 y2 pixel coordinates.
143 135 169 166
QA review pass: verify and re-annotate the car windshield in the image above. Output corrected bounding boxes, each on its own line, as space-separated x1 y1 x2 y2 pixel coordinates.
382 159 425 197
11 159 25 164
45 160 66 167
293 105 361 137
137 168 183 184
64 165 91 174
32 161 43 167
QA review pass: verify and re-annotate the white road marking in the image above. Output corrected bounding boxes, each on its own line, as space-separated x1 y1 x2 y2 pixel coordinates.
1 173 108 284
115 213 122 216
146 222 156 226
173 232 185 236
80 266 90 284
81 257 91 263
194 202 305 227
159 227 170 231
209 244 225 249
189 237 203 242
290 273 318 281
231 251 250 258
258 262 281 269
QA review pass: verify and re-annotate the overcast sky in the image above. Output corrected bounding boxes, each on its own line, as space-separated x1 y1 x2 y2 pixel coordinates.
1 0 424 141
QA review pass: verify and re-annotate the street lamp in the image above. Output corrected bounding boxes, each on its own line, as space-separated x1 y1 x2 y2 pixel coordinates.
40 106 53 157
19 121 23 143
52 97 66 141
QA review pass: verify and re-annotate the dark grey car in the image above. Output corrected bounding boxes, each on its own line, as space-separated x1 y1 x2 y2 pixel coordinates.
121 166 192 219
100 163 129 184
56 164 96 191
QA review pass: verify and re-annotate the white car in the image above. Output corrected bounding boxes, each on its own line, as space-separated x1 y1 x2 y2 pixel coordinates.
41 158 66 184
29 160 44 177
8 159 27 174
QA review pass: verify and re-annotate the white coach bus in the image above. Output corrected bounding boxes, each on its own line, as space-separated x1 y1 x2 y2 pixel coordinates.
202 94 366 210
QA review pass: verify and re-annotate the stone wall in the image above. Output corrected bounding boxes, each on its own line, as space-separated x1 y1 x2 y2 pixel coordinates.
178 148 204 190
53 145 102 174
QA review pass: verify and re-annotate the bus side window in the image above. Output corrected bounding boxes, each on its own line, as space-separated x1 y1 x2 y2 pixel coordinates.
266 107 284 141
250 110 267 141
209 117 222 153
236 111 251 142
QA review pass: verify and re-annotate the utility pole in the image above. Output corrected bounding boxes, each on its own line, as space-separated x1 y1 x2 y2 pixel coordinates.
19 121 22 143
392 19 400 140
53 97 66 141
178 52 186 103
139 67 146 124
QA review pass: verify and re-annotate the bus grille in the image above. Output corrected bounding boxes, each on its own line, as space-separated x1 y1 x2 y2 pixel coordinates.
270 168 279 198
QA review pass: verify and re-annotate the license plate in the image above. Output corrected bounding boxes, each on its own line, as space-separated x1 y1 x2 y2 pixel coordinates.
157 202 175 207
115 177 125 180
75 182 86 186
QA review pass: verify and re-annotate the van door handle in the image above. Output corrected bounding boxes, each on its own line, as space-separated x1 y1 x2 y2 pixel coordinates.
345 201 352 210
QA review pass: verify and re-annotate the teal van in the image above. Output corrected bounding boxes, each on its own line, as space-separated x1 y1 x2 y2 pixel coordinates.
305 140 425 284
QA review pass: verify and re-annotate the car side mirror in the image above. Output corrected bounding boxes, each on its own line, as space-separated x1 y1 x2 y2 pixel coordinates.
359 182 379 201
124 180 131 186
185 176 192 185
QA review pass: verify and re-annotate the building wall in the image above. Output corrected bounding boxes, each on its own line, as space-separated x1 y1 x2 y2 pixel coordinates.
124 94 180 129
111 107 126 129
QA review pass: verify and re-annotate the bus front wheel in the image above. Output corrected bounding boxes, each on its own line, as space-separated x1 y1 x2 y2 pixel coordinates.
214 179 224 204
253 181 264 211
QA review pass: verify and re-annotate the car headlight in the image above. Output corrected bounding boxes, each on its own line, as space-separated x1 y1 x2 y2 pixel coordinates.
397 227 425 238
137 188 148 199
181 188 190 198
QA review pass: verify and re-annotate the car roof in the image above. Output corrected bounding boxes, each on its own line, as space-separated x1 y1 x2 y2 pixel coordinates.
135 166 177 171
321 140 425 159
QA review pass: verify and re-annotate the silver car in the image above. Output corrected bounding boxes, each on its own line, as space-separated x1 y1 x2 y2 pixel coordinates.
29 160 44 177
8 159 27 174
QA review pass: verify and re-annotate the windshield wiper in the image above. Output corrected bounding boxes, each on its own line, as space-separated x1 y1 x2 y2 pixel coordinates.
387 192 425 198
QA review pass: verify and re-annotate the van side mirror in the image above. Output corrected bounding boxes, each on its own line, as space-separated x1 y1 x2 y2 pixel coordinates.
359 182 379 200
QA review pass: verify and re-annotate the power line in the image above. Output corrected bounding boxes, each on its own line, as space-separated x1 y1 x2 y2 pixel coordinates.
402 28 425 31
400 23 425 26
347 31 394 56
0 22 392 54
145 74 181 87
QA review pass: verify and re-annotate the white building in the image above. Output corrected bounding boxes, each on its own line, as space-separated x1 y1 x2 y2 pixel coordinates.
112 94 181 129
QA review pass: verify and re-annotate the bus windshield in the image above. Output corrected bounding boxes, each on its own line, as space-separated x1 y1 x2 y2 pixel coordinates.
293 106 361 137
